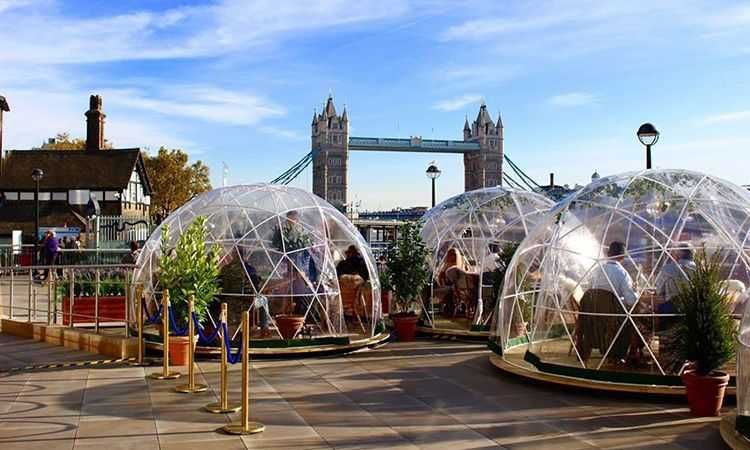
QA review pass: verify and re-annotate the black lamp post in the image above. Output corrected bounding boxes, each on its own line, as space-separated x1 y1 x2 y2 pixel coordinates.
31 168 44 265
637 123 659 169
426 163 441 208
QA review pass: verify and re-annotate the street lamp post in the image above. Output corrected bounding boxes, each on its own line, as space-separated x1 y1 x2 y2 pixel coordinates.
425 163 441 208
31 168 44 265
637 123 660 169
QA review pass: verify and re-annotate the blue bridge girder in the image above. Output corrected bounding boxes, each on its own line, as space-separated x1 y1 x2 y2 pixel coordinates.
348 136 480 154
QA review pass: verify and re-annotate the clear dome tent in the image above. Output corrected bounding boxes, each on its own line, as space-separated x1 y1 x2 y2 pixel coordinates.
134 184 385 353
492 169 750 387
420 186 554 334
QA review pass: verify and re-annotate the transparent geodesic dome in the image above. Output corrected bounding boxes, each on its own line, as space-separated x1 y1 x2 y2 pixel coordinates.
420 186 554 333
493 169 750 380
134 184 382 343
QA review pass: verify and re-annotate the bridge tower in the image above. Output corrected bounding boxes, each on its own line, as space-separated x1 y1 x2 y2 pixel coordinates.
312 95 348 207
463 103 503 191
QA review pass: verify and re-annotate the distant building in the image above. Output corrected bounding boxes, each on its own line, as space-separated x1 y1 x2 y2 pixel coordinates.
0 95 151 242
354 207 427 256
537 173 578 202
358 206 428 222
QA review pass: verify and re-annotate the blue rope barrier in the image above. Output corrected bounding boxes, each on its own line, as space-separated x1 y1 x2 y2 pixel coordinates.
168 306 188 336
142 300 163 324
223 322 243 365
192 312 221 345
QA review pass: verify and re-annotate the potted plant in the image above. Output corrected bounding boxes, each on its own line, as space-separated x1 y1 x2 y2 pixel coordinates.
673 249 737 417
383 222 430 341
158 216 221 365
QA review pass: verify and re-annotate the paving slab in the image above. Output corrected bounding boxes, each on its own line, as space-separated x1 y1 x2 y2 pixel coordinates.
0 333 731 449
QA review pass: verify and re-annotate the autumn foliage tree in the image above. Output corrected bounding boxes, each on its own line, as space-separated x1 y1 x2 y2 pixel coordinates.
37 132 112 150
144 147 211 220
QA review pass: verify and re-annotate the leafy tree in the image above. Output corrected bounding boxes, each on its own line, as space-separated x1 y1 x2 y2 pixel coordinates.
144 147 211 219
37 132 112 150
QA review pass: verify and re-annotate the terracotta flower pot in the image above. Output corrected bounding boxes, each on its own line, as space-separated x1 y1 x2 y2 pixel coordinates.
393 314 419 342
276 314 305 340
168 335 196 367
681 369 729 417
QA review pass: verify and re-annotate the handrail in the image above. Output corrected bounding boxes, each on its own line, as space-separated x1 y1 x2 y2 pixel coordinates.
0 263 136 270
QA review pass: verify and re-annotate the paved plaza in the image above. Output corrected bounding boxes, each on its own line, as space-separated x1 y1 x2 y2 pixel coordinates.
0 332 729 450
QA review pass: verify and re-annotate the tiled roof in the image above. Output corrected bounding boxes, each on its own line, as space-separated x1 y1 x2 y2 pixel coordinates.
0 149 151 193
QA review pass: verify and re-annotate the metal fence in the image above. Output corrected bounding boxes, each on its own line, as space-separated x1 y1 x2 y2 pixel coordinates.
0 245 130 267
99 215 153 244
0 263 137 335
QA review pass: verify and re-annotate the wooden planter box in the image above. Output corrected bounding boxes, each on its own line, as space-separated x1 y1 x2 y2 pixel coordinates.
62 296 126 325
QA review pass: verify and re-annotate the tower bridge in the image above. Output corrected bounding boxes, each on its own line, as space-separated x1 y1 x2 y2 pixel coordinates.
272 95 540 206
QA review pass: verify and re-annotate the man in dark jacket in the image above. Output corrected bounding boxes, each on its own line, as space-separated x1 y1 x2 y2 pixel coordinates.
336 245 369 281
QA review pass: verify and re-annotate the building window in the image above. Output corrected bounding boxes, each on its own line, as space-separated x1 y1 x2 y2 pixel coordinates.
4 192 19 200
105 191 119 201
52 192 67 201
329 157 342 167
19 192 34 201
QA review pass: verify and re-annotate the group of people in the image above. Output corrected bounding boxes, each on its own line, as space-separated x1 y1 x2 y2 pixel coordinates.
215 210 374 340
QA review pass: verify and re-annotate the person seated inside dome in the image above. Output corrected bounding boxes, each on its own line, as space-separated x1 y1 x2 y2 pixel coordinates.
654 242 695 329
576 241 639 366
336 245 369 281
589 241 638 308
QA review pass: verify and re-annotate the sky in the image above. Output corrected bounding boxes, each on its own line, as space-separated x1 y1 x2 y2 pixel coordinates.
1 0 749 210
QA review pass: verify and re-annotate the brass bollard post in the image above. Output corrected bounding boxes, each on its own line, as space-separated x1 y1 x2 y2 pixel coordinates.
205 303 240 413
222 311 264 435
148 290 180 380
176 297 207 393
129 290 151 367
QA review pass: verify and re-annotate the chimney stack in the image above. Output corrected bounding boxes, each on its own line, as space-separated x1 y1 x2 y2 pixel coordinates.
85 95 106 151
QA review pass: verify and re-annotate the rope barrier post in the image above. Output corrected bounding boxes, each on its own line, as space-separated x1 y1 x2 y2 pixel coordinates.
205 303 240 414
148 290 180 380
128 288 150 367
222 311 264 435
176 296 207 394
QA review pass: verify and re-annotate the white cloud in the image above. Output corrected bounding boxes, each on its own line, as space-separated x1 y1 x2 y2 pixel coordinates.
700 111 750 125
0 0 410 64
439 1 750 60
101 86 285 126
2 87 193 152
434 65 521 86
257 125 307 141
432 94 482 112
548 92 597 107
